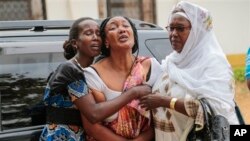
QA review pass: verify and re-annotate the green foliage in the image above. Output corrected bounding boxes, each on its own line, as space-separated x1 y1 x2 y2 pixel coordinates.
233 67 246 82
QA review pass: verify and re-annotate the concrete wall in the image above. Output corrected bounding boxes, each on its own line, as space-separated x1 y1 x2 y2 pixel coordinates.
45 0 99 20
45 0 250 61
156 0 250 56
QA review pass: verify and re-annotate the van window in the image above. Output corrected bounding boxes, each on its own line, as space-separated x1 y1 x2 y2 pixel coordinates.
0 41 65 131
145 38 173 62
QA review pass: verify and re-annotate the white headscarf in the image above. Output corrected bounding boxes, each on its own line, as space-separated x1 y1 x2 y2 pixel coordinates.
162 1 235 106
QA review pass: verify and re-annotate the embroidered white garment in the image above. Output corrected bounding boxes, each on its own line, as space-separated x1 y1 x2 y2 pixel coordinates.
162 1 237 117
152 71 196 141
154 1 239 141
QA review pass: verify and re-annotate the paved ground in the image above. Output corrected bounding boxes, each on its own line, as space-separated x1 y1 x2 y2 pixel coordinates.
235 81 250 124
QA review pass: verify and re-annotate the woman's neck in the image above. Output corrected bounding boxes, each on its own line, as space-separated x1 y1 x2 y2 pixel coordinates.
74 55 94 68
108 51 135 72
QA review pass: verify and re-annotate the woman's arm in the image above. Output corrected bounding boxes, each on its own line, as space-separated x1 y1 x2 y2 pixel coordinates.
139 94 188 116
74 84 151 124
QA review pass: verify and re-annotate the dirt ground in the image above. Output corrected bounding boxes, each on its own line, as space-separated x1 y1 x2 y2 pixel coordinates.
235 81 250 124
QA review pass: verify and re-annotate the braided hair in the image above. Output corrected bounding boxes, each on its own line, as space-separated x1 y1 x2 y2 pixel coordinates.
63 17 94 60
99 16 139 57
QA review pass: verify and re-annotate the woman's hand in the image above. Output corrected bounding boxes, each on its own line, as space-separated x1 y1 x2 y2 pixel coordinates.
129 84 152 99
140 95 189 116
139 94 166 110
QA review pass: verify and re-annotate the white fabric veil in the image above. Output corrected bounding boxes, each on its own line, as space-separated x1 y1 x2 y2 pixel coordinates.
162 1 235 106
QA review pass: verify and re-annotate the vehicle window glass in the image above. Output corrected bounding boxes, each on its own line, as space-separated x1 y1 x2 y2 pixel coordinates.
0 41 65 131
145 38 173 62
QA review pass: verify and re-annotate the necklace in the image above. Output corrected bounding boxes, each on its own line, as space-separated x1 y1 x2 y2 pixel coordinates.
74 58 84 71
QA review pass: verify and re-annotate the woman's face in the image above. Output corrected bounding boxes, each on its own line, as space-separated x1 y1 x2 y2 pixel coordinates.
76 20 102 57
104 16 134 52
168 14 191 53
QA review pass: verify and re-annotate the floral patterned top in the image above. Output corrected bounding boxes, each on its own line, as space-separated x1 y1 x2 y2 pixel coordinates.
40 61 88 141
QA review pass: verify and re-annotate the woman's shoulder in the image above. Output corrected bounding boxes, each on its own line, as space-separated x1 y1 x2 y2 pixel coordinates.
84 66 103 82
137 56 151 67
84 66 98 75
84 66 106 90
138 56 160 69
47 61 85 93
92 57 107 67
90 58 111 76
58 61 76 70
52 60 83 80
53 61 74 74
137 56 158 62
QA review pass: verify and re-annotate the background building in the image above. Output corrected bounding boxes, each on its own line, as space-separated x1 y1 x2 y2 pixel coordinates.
0 0 249 67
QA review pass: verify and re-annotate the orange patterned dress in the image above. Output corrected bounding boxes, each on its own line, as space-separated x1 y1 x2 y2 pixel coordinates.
104 57 150 139
86 57 151 140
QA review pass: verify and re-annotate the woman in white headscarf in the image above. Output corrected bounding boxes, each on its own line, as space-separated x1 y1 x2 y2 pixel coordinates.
139 1 239 141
